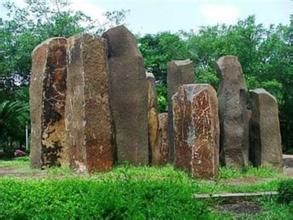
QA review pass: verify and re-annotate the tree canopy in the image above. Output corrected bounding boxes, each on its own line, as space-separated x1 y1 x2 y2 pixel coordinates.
0 0 292 152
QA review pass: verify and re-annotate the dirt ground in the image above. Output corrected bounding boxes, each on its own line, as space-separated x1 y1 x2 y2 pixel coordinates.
1 154 293 178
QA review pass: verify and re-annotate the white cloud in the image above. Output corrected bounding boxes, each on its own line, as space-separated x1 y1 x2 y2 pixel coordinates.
199 4 240 25
71 0 106 23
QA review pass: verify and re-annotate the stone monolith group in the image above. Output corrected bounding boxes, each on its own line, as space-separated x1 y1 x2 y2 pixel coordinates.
30 26 283 177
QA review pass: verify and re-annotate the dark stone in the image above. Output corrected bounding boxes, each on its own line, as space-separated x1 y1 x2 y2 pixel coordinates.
30 38 67 168
102 26 149 165
249 89 282 168
167 60 194 162
173 84 219 178
216 55 248 168
65 34 114 173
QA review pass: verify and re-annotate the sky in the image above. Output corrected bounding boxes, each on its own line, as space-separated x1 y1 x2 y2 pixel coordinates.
0 0 292 34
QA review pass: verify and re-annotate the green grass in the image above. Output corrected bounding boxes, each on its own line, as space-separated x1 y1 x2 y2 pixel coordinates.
0 156 30 168
0 174 212 219
0 157 292 219
218 166 280 179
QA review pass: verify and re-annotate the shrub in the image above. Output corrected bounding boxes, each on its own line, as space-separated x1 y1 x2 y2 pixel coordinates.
0 177 213 219
278 179 293 204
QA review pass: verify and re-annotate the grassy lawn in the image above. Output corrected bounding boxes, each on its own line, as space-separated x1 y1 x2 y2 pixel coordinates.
0 157 292 219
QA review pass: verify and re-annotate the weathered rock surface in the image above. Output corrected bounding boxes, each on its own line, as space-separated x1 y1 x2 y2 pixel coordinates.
249 89 282 168
146 72 160 165
30 37 67 168
157 113 169 165
167 60 194 162
216 55 248 168
102 26 149 165
65 34 113 173
173 84 219 178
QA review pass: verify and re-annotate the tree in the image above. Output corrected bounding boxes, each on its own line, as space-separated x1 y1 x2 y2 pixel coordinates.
0 100 29 154
0 0 128 153
0 0 128 93
139 32 191 111
140 16 292 149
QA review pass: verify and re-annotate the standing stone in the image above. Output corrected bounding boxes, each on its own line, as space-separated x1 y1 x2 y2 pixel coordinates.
167 60 194 162
249 89 282 168
30 38 67 168
146 72 160 165
243 109 252 166
173 84 219 178
102 26 149 165
216 56 248 168
157 113 169 165
65 34 113 173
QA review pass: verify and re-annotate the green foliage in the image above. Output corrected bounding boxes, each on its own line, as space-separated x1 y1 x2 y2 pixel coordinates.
0 100 29 143
0 0 128 150
0 160 291 219
139 32 193 113
218 166 279 179
140 16 292 147
139 32 191 83
0 0 128 81
0 176 211 219
156 83 168 112
278 179 293 204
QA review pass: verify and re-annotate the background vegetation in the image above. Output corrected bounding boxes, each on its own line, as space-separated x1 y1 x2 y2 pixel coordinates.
0 0 292 154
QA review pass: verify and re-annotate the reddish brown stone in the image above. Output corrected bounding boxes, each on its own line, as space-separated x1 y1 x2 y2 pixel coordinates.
157 113 169 165
249 89 282 168
30 38 67 168
65 34 113 173
167 60 194 162
146 72 160 165
173 84 219 178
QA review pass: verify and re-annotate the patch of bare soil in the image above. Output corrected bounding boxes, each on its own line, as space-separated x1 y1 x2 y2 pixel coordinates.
216 201 262 216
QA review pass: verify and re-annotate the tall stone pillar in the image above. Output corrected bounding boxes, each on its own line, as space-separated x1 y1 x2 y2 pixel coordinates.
216 56 248 168
167 60 194 162
157 113 169 165
173 84 219 178
249 89 282 168
146 72 160 165
65 34 114 173
30 38 67 168
102 26 149 165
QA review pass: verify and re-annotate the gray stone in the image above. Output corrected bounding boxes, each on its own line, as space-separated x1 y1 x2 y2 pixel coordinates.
65 34 114 173
30 37 67 168
249 89 282 168
216 55 248 168
173 84 219 178
102 26 149 165
167 59 194 162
